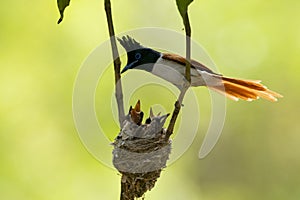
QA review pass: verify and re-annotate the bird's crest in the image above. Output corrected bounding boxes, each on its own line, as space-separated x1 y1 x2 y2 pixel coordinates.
117 35 144 52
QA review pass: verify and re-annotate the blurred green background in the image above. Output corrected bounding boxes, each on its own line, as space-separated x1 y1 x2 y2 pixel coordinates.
1 0 299 199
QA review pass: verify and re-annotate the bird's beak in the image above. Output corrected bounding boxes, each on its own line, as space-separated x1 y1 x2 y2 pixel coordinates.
121 60 138 73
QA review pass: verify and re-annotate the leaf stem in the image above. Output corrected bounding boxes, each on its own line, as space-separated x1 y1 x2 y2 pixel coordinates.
104 0 125 127
166 6 192 140
166 86 188 140
184 12 192 83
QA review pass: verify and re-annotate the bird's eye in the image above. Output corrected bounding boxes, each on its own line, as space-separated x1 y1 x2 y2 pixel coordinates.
135 53 142 60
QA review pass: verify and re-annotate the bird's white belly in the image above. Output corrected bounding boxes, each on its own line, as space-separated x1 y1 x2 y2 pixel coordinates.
151 57 216 88
152 59 186 88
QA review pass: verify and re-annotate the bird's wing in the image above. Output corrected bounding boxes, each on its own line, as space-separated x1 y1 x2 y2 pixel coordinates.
162 53 221 76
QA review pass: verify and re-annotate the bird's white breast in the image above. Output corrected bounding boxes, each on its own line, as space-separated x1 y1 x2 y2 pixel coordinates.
151 57 187 88
151 56 217 88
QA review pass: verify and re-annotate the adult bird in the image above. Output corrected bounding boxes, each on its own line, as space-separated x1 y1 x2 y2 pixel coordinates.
118 35 282 102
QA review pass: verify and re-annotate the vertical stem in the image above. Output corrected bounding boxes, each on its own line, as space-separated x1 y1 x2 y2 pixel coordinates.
184 12 192 83
166 11 192 140
166 87 188 140
166 101 181 139
104 0 125 127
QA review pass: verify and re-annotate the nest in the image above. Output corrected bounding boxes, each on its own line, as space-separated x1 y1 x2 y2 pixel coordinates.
112 101 171 200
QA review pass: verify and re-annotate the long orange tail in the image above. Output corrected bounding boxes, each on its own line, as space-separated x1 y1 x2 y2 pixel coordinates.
209 76 283 102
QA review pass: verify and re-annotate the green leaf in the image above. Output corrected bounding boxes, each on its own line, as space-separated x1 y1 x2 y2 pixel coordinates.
57 0 71 24
176 0 193 18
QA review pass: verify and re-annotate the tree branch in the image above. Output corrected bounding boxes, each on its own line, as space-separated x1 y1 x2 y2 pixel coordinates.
165 86 188 140
104 0 125 127
184 12 192 83
166 8 192 140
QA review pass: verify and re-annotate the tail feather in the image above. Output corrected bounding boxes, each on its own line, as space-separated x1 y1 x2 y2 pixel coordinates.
209 76 283 102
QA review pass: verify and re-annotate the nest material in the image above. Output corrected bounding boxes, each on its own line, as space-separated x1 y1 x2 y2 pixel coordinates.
112 102 171 200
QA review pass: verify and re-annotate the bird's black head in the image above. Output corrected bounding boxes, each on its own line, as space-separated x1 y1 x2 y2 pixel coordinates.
118 36 161 73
